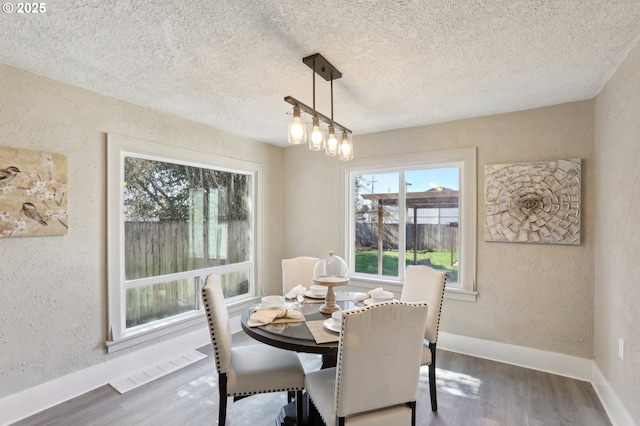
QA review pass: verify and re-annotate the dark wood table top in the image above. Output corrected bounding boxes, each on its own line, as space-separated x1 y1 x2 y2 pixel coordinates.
241 292 361 355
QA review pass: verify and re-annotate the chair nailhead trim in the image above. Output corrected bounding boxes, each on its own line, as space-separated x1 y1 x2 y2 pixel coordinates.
229 386 304 397
433 275 446 344
335 301 427 417
202 277 224 373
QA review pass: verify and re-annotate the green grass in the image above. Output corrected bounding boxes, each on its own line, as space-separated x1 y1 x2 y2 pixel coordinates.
355 250 458 282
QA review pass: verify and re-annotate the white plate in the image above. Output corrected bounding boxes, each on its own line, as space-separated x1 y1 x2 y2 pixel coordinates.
363 298 396 306
304 290 326 299
323 318 341 333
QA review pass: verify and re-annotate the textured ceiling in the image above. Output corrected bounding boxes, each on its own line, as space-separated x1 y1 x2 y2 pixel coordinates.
1 1 640 146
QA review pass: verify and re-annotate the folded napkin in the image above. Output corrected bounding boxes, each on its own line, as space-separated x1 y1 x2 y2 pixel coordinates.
353 287 393 303
248 307 304 327
284 284 307 300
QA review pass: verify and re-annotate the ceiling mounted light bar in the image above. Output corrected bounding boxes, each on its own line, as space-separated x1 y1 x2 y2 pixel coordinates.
285 53 353 161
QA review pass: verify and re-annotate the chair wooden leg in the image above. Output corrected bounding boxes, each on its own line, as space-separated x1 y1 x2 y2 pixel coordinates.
218 373 228 426
296 390 303 425
429 342 437 412
308 397 317 426
408 401 416 426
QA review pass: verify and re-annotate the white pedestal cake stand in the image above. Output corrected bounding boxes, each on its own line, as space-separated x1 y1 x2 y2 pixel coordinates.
313 276 349 314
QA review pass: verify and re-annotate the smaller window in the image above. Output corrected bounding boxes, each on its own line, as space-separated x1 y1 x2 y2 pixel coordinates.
341 148 476 298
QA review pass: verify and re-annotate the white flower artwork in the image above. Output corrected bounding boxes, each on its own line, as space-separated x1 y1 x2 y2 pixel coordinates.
484 159 581 245
0 146 68 237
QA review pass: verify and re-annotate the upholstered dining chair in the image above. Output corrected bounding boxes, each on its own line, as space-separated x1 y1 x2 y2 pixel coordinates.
400 264 447 412
282 256 319 294
202 275 305 426
305 302 428 426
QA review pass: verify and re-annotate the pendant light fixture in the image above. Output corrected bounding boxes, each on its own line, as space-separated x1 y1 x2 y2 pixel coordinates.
285 53 353 160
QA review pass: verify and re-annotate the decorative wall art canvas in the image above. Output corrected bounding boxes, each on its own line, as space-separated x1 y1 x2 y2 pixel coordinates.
0 146 68 237
484 159 581 245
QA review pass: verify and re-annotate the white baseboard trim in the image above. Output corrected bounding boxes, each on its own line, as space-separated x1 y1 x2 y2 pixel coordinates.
592 364 636 426
438 331 593 381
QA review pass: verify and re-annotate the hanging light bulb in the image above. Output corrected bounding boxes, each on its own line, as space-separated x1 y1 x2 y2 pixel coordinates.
308 116 325 151
288 106 306 144
326 125 338 156
339 131 353 161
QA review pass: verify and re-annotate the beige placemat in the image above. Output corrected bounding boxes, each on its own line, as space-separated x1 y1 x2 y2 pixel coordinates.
306 319 340 344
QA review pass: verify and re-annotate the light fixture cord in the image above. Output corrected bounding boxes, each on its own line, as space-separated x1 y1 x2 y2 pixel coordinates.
312 59 316 110
330 72 334 123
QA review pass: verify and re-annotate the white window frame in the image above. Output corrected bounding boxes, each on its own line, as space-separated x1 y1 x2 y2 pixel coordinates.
106 134 263 352
340 147 477 301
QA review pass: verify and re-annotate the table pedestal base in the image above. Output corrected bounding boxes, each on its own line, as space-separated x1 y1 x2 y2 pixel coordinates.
277 392 309 426
322 353 336 369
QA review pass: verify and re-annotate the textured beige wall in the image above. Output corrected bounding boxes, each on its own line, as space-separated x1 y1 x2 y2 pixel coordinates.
284 101 595 358
0 64 284 398
283 146 342 257
594 39 640 423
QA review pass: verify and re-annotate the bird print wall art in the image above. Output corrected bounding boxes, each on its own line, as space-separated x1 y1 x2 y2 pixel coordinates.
0 146 68 237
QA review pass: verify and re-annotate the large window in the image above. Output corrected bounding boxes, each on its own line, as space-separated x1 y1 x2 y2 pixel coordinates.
341 148 476 300
107 135 262 351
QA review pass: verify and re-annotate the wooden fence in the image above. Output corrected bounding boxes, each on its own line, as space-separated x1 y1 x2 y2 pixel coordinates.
124 221 249 327
356 223 458 252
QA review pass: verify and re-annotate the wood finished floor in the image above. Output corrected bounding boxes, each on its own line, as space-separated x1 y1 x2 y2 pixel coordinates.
14 333 610 426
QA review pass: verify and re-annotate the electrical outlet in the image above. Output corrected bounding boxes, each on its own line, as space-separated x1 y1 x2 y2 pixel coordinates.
619 338 625 360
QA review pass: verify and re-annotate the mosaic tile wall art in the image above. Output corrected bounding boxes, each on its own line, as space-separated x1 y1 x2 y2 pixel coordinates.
484 159 581 245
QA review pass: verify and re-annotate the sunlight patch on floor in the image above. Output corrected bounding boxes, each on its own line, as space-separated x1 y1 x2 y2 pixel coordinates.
422 366 482 399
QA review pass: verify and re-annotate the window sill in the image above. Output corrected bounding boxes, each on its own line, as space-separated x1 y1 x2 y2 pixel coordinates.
105 312 206 353
105 296 260 353
346 276 477 302
347 275 403 288
444 287 478 302
227 296 261 315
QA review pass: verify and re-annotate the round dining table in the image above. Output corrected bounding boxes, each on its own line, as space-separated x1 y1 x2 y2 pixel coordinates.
240 291 361 369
